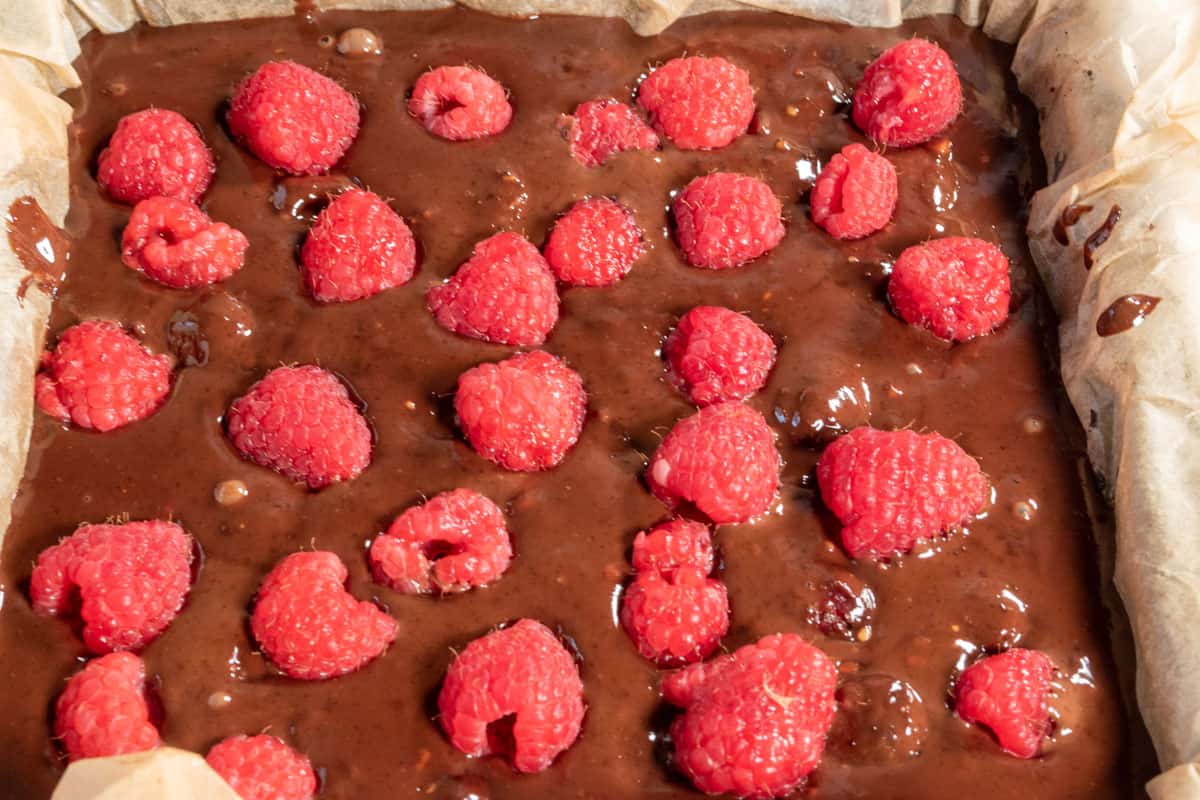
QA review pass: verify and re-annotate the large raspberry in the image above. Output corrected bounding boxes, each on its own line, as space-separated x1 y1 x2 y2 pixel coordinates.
888 237 1011 341
121 196 248 288
427 232 559 346
369 488 513 595
31 520 193 654
409 66 513 141
438 619 585 773
543 197 642 287
301 188 417 303
647 402 780 524
250 551 398 680
852 38 962 148
672 173 784 270
817 427 989 559
228 61 360 175
564 98 659 167
207 735 318 800
455 351 586 472
810 143 898 240
663 634 837 798
664 306 777 406
54 652 161 762
955 648 1055 758
226 365 372 490
637 56 754 150
96 108 214 205
36 320 173 432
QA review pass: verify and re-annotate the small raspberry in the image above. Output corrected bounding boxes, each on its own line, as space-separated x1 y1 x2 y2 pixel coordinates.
810 143 898 240
637 57 754 150
301 188 417 303
955 648 1055 758
226 365 372 490
852 38 962 148
96 108 214 205
409 66 513 141
54 652 161 761
543 197 642 287
664 306 776 406
564 99 659 167
228 61 360 175
455 351 586 472
250 551 398 680
31 520 193 654
647 402 780 524
817 427 989 559
438 619 585 773
427 232 559 346
370 488 513 595
663 634 837 798
206 735 318 800
672 173 784 270
36 320 173 432
121 196 249 288
888 237 1011 341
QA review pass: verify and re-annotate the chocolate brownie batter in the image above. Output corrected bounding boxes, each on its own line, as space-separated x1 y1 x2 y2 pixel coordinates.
0 7 1146 798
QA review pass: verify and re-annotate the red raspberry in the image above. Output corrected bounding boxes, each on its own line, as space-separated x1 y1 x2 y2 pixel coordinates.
647 402 780 524
637 57 755 150
121 196 249 288
564 98 659 167
620 519 729 666
228 61 360 175
370 488 512 594
852 38 962 148
54 652 161 761
888 237 1011 341
543 197 642 287
427 232 559 346
438 619 585 773
226 365 372 490
955 648 1055 758
664 306 777 406
36 320 172 432
409 66 513 141
250 551 398 680
455 351 586 472
31 520 193 654
672 173 784 270
817 427 989 559
663 634 837 798
301 188 417 303
810 143 898 240
96 108 214 205
207 735 318 800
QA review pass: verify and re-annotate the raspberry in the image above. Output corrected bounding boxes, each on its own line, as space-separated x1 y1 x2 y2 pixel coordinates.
31 520 193 654
955 648 1055 758
370 488 513 595
672 173 784 270
663 634 837 798
301 188 417 303
544 197 642 287
620 519 729 666
228 61 360 175
409 66 513 141
250 551 398 680
455 351 586 472
36 320 173 432
121 196 249 288
888 237 1011 341
96 108 214 205
664 306 777 406
647 402 780 524
564 99 659 167
207 735 318 800
226 365 372 490
427 232 559 346
54 652 161 761
810 143 898 240
438 619 585 773
852 38 962 148
637 57 754 150
816 427 989 559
